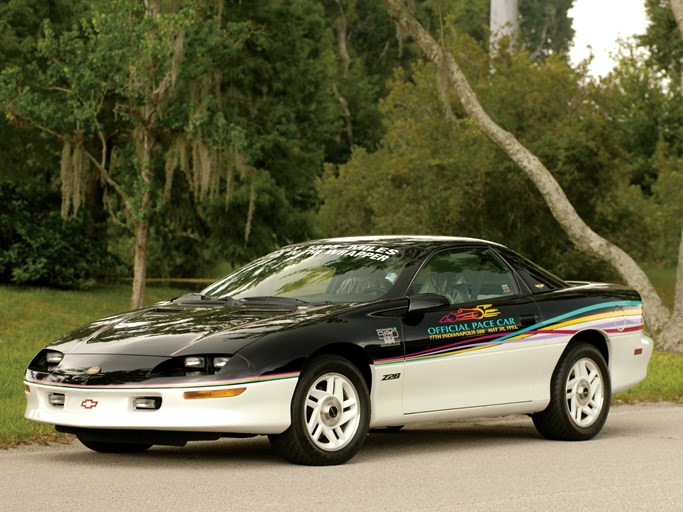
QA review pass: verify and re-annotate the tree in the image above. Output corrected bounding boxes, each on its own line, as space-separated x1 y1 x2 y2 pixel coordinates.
318 43 645 277
641 0 683 79
382 0 683 351
1 0 253 308
518 0 574 60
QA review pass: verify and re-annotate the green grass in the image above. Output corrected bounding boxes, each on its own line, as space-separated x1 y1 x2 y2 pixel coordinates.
643 266 676 309
613 350 683 403
0 284 189 448
1 278 681 448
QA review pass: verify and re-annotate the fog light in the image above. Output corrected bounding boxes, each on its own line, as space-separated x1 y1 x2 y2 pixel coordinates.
133 397 162 410
213 356 230 368
184 356 205 368
45 351 63 364
48 393 65 407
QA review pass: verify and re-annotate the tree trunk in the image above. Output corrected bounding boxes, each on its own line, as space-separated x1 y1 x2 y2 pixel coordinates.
130 122 154 310
130 219 149 309
658 229 683 351
383 0 681 351
670 0 683 38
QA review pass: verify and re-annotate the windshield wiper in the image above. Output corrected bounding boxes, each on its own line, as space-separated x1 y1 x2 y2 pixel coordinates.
237 296 312 307
171 293 239 306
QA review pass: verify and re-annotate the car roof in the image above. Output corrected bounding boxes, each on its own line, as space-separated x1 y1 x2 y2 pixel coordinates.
285 235 506 250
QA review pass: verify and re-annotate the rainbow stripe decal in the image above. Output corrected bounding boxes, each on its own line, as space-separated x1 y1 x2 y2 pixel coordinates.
376 300 643 366
24 371 301 391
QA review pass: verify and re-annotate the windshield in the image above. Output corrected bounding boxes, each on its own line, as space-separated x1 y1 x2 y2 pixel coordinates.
202 243 409 304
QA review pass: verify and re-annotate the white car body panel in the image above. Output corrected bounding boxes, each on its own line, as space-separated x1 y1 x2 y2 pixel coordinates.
25 378 298 435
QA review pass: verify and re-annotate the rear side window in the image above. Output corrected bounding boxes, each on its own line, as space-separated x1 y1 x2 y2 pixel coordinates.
497 248 567 293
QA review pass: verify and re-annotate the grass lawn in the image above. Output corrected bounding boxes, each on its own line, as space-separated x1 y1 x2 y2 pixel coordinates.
1 274 681 448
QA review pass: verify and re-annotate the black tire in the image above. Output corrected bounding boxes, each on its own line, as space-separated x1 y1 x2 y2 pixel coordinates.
532 343 611 441
77 437 153 453
269 355 370 465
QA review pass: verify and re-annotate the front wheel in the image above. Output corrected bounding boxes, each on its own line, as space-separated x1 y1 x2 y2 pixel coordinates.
532 343 610 441
269 355 370 465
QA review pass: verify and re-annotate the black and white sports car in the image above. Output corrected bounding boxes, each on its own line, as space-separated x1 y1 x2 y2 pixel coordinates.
24 236 652 465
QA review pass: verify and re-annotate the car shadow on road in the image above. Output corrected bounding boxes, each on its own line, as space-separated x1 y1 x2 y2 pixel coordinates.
42 417 543 468
361 420 539 460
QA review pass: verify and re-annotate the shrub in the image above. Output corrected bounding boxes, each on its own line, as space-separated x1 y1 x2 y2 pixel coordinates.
0 183 118 289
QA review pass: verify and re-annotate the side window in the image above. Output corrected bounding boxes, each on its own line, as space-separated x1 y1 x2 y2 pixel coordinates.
496 248 567 293
412 248 519 304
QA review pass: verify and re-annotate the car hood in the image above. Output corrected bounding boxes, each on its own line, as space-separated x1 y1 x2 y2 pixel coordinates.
48 302 344 357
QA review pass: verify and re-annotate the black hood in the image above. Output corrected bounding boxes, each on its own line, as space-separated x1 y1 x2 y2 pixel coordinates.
48 302 343 357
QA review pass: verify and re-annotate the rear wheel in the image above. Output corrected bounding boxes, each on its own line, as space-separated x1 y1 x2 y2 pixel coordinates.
532 343 610 441
77 437 152 453
269 355 370 465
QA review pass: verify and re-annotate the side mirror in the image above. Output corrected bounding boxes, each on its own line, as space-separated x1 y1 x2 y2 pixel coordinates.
406 294 450 313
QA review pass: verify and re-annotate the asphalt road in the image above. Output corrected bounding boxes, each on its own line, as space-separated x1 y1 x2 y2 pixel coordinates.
2 403 681 512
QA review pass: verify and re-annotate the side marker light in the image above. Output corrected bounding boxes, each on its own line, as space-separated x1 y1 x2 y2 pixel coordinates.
184 388 246 400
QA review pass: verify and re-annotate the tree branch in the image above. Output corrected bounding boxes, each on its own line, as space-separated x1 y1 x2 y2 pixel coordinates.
383 0 672 335
5 107 63 140
333 83 354 148
83 148 132 217
659 229 683 350
670 0 683 38
334 0 351 75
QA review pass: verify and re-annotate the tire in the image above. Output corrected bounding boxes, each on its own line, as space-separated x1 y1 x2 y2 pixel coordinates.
532 343 611 441
77 437 153 453
269 355 370 465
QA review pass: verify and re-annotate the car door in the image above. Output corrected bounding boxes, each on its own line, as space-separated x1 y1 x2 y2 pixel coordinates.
401 246 543 414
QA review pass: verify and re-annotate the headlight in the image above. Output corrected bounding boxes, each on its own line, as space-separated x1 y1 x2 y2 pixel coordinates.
213 356 230 368
151 354 232 377
45 351 64 364
184 356 205 368
184 355 230 369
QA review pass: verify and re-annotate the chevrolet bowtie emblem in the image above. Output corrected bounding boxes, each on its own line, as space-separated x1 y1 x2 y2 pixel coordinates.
81 399 99 409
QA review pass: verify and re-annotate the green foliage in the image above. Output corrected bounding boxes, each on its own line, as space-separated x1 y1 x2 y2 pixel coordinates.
640 0 683 79
0 0 89 67
0 0 89 187
0 184 119 288
219 0 339 213
518 0 574 59
0 0 679 292
0 0 346 286
317 30 644 280
596 42 683 266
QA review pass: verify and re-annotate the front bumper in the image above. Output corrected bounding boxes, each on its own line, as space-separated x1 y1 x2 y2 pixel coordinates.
24 377 298 435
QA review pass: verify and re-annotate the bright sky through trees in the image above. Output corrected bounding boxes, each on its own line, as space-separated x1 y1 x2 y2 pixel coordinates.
569 0 649 76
